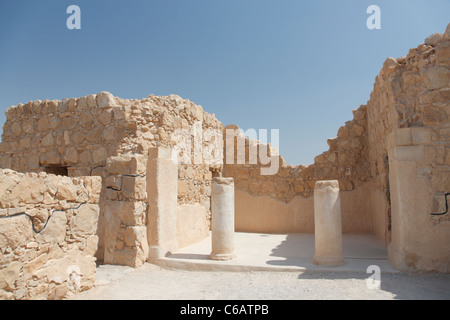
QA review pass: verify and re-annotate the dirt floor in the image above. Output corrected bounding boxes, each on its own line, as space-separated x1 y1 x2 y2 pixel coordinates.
69 263 450 300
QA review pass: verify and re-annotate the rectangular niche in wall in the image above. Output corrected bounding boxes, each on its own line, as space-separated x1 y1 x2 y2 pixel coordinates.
44 166 69 176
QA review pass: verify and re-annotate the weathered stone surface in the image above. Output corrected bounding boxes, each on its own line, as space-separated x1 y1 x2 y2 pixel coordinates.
423 67 450 90
0 169 100 300
96 91 116 108
425 33 444 47
0 25 447 278
71 204 100 237
92 146 108 163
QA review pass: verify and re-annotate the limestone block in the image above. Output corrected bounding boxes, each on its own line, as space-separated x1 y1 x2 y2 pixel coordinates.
35 212 67 244
96 91 116 108
350 124 365 136
382 57 398 77
23 119 34 134
0 261 23 291
130 155 147 174
71 204 99 238
178 180 189 197
436 41 450 64
112 247 143 268
27 154 40 170
121 201 147 226
37 118 50 132
86 94 97 108
33 249 97 295
78 150 92 164
106 155 134 175
41 133 54 147
79 112 94 128
0 214 34 250
9 177 43 206
103 126 115 140
47 100 59 113
122 176 146 200
11 122 22 136
112 107 126 120
98 109 112 125
63 147 78 164
86 127 103 143
77 97 88 110
92 146 108 163
395 128 412 146
421 105 447 125
394 145 425 162
80 176 102 204
41 151 61 166
411 128 431 145
352 108 366 121
424 33 444 47
62 116 78 130
55 182 77 202
445 23 450 40
124 226 147 247
48 116 61 130
423 67 450 90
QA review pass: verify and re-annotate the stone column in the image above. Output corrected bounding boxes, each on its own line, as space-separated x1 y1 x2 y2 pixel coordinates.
313 180 344 266
210 177 235 260
146 147 178 261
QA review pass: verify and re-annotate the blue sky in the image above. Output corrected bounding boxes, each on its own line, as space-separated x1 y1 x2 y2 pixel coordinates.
0 0 449 165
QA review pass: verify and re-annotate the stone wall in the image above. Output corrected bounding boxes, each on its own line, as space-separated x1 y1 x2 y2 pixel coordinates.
380 27 450 272
0 25 448 274
223 24 450 253
222 106 373 234
223 102 369 201
0 92 223 268
0 92 128 175
367 25 450 245
0 169 101 300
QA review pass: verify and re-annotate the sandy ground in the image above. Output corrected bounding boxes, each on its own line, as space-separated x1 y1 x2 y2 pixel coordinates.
69 263 450 300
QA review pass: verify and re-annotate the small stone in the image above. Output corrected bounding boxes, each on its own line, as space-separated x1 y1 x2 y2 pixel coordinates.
424 33 444 47
96 91 116 108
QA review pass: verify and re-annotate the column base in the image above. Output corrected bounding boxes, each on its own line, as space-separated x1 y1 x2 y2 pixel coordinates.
313 255 345 266
209 252 236 261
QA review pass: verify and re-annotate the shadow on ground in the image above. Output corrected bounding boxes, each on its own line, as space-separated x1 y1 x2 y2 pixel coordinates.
295 271 450 300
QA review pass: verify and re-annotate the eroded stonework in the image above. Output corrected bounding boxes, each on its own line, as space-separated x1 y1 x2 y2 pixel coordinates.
0 23 449 300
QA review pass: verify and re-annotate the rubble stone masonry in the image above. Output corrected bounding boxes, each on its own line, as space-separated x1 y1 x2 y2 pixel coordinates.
0 169 101 300
0 23 449 289
0 93 223 268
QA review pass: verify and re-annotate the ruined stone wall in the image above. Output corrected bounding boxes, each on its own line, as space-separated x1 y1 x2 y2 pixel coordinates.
0 169 101 300
223 102 369 201
223 105 372 234
96 95 222 266
0 92 222 179
0 92 223 267
223 25 449 244
0 92 131 175
366 27 450 244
